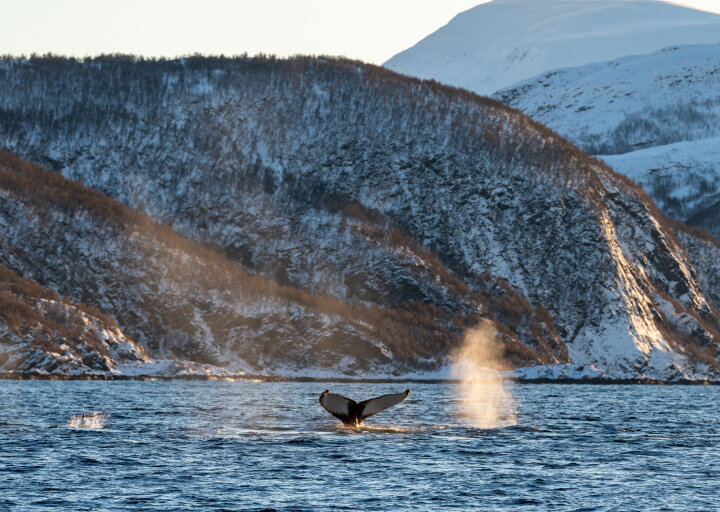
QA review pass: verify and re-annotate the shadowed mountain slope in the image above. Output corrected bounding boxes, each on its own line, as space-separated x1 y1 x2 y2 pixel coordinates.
0 264 147 375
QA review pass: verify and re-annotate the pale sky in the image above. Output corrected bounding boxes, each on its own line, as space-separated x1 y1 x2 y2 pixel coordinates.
1 0 718 65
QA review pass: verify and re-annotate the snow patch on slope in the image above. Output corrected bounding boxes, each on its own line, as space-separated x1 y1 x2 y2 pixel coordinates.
495 44 720 155
601 137 720 229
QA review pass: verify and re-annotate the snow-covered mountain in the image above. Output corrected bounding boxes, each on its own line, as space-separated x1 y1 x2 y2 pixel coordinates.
384 0 720 96
384 0 720 242
495 44 720 236
2 56 720 380
602 137 720 235
494 44 720 155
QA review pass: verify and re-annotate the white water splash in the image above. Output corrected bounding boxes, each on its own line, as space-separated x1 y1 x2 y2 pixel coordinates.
451 320 518 429
334 425 419 434
67 411 109 429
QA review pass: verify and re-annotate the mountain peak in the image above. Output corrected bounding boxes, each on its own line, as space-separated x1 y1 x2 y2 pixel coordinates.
385 0 720 95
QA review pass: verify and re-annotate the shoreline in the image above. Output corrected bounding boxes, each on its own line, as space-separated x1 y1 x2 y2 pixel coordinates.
1 372 717 385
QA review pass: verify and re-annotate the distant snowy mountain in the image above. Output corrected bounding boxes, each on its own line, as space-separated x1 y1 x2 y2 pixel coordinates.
602 137 720 234
494 44 720 155
385 0 720 95
495 44 720 236
2 56 720 380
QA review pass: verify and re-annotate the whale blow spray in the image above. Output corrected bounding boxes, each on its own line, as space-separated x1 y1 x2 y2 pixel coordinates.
451 320 517 429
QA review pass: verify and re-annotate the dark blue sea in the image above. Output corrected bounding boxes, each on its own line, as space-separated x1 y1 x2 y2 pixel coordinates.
2 381 719 511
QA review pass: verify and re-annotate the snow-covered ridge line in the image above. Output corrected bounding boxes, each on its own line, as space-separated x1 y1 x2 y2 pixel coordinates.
385 0 720 95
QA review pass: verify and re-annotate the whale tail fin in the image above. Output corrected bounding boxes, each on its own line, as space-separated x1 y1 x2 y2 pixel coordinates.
319 390 358 424
319 389 410 425
359 390 410 420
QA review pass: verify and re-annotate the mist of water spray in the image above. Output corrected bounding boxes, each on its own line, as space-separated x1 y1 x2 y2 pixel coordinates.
451 320 517 429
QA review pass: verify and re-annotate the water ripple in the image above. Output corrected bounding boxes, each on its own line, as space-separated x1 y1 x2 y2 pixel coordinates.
2 381 720 510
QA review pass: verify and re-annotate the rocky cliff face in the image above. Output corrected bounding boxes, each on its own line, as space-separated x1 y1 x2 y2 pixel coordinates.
1 56 719 379
0 264 147 376
672 221 720 314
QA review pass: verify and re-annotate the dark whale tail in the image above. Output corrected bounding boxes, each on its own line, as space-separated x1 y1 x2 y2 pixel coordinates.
319 390 410 426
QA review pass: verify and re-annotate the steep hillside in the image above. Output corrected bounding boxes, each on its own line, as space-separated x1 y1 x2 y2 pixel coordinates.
0 149 561 375
0 265 148 376
671 220 720 313
384 0 720 95
1 56 720 379
495 44 720 237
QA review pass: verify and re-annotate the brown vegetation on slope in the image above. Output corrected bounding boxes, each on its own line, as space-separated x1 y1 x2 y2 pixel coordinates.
0 147 566 368
0 264 123 369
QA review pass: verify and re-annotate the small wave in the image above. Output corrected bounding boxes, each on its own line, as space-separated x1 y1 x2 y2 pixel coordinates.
67 412 108 429
506 425 544 432
334 424 421 434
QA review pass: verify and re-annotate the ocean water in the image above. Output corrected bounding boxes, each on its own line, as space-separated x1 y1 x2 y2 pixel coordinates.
1 381 719 511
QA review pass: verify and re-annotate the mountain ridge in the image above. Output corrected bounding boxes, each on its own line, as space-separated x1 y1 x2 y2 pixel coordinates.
0 146 562 375
384 0 720 95
0 263 148 376
1 55 720 380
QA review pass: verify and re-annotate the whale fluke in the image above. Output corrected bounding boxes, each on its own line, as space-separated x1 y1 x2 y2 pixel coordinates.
319 389 410 426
